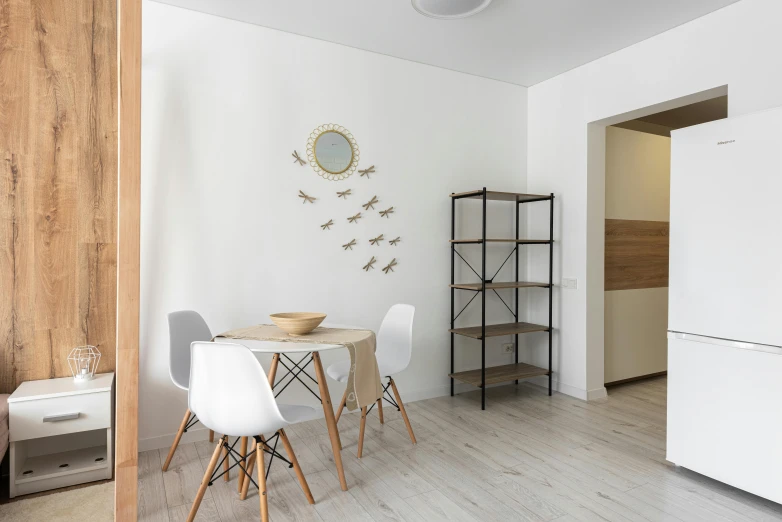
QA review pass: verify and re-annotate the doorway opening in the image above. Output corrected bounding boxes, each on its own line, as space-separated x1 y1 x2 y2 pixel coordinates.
603 96 727 387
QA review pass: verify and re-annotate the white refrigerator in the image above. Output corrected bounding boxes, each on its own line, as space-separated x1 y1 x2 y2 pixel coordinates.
667 106 782 503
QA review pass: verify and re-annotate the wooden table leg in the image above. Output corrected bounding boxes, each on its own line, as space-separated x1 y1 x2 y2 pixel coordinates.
237 436 248 492
268 353 280 386
377 398 384 424
312 352 348 491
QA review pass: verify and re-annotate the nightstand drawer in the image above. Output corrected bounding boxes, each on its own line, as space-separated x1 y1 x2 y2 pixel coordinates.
10 392 111 442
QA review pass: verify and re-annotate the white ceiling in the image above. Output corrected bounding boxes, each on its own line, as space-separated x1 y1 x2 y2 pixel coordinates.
151 0 740 87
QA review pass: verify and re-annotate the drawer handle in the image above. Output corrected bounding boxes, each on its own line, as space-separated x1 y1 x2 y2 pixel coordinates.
42 412 80 423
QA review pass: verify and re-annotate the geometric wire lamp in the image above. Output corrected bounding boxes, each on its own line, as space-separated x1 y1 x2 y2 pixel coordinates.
67 345 101 381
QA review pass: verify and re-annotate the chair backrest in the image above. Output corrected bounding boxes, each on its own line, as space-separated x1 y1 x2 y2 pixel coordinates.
168 311 213 390
189 341 288 437
376 304 415 375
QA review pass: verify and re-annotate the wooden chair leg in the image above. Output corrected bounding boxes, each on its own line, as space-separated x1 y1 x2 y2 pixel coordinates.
357 406 367 458
389 378 416 444
162 409 191 471
237 436 248 492
377 398 384 424
187 437 224 522
256 441 269 522
223 443 230 481
279 429 314 504
239 440 257 501
335 388 348 423
209 430 214 443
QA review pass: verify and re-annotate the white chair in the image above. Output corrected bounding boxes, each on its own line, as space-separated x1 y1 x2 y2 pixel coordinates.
162 310 215 472
187 341 316 522
326 304 417 457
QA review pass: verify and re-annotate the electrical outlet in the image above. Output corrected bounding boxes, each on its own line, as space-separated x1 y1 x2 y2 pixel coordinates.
562 277 578 289
502 343 514 353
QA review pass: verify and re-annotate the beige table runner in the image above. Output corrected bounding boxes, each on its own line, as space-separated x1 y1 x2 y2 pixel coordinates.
217 324 382 411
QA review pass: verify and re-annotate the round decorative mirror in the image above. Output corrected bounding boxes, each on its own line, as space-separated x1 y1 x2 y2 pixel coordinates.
306 124 360 180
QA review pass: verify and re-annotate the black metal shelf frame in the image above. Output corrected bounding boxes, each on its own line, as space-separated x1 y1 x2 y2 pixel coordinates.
450 187 555 410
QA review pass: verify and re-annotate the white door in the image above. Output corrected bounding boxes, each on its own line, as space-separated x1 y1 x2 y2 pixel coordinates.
667 333 782 504
669 107 782 346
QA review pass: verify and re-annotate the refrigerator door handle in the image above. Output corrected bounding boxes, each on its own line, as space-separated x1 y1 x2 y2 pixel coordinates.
668 331 782 355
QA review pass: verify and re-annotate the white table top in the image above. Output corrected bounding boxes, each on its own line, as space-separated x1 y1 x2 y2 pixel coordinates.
215 323 366 354
229 340 344 354
8 373 115 403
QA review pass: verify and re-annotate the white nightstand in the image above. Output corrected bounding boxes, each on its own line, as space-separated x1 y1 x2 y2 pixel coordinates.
8 373 114 497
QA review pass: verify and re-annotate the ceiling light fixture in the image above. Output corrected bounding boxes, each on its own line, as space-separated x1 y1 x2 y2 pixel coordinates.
411 0 493 20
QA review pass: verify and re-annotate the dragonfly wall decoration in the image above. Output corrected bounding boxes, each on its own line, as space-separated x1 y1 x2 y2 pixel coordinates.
292 150 306 166
362 195 379 210
358 165 376 178
363 256 377 271
298 190 316 204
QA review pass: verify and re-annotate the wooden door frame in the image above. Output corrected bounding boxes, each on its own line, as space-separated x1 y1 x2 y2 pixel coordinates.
116 0 141 519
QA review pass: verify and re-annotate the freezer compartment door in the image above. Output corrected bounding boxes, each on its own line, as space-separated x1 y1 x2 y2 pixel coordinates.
669 108 782 347
667 333 782 504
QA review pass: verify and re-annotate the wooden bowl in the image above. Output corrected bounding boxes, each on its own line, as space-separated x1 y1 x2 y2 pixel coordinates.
270 312 327 336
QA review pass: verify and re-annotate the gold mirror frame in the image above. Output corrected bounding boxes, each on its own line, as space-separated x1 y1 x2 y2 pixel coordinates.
306 124 360 181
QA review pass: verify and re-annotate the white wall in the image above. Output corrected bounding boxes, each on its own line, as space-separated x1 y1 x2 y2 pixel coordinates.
140 1 527 449
526 0 782 399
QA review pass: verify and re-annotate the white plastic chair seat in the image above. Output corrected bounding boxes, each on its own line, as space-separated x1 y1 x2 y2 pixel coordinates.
326 360 351 383
278 404 319 425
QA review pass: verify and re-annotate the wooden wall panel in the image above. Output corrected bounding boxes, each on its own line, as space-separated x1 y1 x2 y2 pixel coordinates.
116 0 141 517
605 219 669 291
0 0 117 394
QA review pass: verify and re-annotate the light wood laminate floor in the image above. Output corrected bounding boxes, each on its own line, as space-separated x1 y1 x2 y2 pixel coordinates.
139 377 782 521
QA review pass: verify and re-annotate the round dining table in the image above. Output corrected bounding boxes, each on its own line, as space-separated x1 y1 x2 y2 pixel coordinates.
215 323 366 493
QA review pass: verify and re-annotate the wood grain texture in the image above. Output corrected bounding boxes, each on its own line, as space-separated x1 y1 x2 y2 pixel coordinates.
116 0 141 519
605 219 669 291
449 321 549 339
139 377 782 522
449 362 549 386
0 0 118 393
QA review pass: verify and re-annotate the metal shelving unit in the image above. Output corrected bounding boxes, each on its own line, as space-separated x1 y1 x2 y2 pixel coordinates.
449 188 555 410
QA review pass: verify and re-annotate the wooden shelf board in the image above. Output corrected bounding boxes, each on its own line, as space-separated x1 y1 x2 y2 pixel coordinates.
450 322 549 339
450 190 552 203
450 239 552 244
450 362 549 387
450 281 550 291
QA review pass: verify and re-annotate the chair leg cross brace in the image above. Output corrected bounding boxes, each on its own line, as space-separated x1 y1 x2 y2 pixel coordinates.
272 353 322 403
336 376 416 459
188 432 314 522
208 434 293 486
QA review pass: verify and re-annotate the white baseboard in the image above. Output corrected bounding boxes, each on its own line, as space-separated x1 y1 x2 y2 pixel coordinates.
526 375 605 401
138 379 604 452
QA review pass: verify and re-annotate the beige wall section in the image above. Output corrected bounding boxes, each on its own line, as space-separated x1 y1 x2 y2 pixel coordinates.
605 126 670 384
605 288 668 382
605 126 670 221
